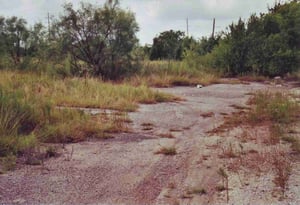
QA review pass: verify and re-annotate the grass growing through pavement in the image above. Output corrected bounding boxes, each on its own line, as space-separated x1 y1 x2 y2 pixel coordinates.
0 71 177 112
0 70 178 171
213 90 299 200
248 91 299 124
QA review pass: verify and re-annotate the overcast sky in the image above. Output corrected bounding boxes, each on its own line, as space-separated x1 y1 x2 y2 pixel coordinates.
0 0 283 45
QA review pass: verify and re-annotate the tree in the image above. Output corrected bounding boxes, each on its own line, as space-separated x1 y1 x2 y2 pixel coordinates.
150 30 185 60
0 16 29 66
59 0 139 79
207 0 300 76
226 18 249 75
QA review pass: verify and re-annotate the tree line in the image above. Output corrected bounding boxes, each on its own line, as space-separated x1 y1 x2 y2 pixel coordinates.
0 0 299 79
149 0 300 77
0 0 139 79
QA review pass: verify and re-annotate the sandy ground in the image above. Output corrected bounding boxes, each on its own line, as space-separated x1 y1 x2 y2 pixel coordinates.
0 82 299 204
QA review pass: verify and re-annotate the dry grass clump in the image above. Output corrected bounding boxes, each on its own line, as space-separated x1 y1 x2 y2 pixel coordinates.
187 186 207 195
211 90 299 201
271 150 291 198
158 133 175 139
247 91 299 124
0 71 177 112
128 60 220 87
238 75 269 82
201 112 214 118
155 146 177 155
0 70 178 170
282 136 300 154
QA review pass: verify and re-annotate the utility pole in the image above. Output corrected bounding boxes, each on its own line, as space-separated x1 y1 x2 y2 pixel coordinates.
47 12 50 40
212 18 215 39
186 17 189 37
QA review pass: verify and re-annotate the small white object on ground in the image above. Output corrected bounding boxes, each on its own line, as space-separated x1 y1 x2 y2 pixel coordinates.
196 84 203 88
274 76 281 80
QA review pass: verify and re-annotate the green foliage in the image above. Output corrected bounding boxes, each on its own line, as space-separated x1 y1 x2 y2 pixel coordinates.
0 16 29 67
184 1 300 77
59 0 139 79
150 30 185 60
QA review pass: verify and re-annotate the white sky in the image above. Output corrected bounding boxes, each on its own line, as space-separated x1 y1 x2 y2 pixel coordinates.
0 0 283 45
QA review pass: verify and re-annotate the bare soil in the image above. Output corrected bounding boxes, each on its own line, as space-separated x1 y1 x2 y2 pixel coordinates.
1 82 299 205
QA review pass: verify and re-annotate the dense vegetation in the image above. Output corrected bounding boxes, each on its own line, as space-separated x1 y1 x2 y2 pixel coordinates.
149 0 300 77
0 0 299 79
0 0 139 80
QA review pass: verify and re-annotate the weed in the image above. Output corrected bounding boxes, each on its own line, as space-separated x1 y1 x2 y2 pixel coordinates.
201 112 214 118
220 143 237 158
272 150 291 198
248 91 299 124
141 123 154 131
155 146 177 155
45 146 58 158
158 133 175 139
168 182 176 189
142 127 153 131
169 128 182 132
216 184 226 192
230 104 250 110
248 149 258 154
187 187 207 195
282 136 300 153
172 199 180 205
0 154 17 172
238 75 268 82
217 167 229 203
141 122 154 127
268 124 283 145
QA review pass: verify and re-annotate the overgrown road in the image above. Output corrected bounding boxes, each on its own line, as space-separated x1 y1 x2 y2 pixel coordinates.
1 83 299 205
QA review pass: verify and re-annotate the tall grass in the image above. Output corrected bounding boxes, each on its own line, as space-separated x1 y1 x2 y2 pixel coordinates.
0 88 37 156
0 71 176 112
0 70 177 164
128 60 220 87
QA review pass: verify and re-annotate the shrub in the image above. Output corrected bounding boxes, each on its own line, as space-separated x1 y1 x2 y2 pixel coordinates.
0 88 37 136
248 91 299 124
